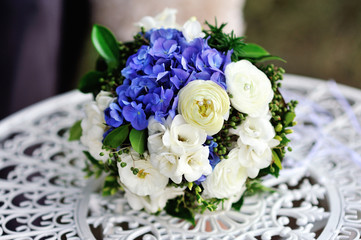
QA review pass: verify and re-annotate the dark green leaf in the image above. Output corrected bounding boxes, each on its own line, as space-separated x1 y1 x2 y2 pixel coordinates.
68 120 82 141
232 195 244 211
103 124 130 149
284 112 296 126
254 55 286 63
272 150 282 170
91 24 119 68
165 198 195 226
239 43 269 58
129 129 147 154
83 151 103 168
78 71 104 94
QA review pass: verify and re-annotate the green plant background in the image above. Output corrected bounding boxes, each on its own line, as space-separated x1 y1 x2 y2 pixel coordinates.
243 0 361 89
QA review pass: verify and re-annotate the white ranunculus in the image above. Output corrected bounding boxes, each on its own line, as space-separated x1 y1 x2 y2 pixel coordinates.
162 114 208 156
124 186 185 213
117 151 168 196
225 60 273 117
230 115 279 178
136 8 180 31
202 151 248 199
178 80 230 136
182 17 205 42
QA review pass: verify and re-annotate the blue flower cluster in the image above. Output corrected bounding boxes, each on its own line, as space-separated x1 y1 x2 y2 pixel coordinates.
105 28 231 130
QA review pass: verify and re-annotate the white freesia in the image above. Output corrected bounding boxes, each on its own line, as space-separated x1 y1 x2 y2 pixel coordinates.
136 8 180 31
147 115 211 184
225 60 273 117
80 91 113 161
124 186 185 213
202 150 247 199
182 17 205 42
178 80 230 136
162 115 208 155
95 90 114 111
178 146 212 182
230 115 280 178
117 151 168 196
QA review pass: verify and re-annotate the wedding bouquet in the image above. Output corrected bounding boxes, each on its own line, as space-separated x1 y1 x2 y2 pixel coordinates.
69 8 297 224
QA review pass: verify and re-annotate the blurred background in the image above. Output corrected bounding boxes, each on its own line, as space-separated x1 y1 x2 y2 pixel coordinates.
1 0 360 120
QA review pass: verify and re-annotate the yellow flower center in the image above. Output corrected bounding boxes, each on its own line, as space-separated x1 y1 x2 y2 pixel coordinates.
197 99 213 117
137 169 149 179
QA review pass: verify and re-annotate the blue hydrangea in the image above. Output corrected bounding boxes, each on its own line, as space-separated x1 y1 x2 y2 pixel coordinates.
105 28 231 130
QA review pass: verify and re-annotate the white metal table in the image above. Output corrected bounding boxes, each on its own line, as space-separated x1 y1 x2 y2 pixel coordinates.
0 74 360 240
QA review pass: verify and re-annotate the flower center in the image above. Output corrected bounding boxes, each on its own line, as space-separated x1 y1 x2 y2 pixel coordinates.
137 169 149 179
197 99 213 117
244 83 251 91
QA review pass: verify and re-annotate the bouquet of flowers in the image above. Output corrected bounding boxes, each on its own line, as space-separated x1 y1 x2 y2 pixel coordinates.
69 8 297 224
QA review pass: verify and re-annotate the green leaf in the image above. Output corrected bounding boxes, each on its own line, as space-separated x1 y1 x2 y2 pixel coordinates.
83 151 103 168
91 24 119 69
103 124 130 149
239 43 270 58
232 195 244 211
78 71 104 94
68 120 82 141
272 150 283 170
255 55 286 63
129 129 147 154
165 198 195 226
284 112 296 126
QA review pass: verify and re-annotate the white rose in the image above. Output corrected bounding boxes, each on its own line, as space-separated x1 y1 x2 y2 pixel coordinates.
124 186 185 213
136 8 180 31
182 17 205 42
178 80 230 136
117 151 168 196
225 60 273 117
202 151 248 199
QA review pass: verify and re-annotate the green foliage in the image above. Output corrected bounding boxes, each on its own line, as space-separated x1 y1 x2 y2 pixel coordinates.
245 179 275 196
284 112 296 127
204 20 245 61
272 149 282 170
231 196 244 211
165 197 195 226
103 124 130 149
129 129 147 154
204 21 284 63
78 71 104 95
82 151 120 196
238 43 286 63
91 24 120 69
68 120 82 141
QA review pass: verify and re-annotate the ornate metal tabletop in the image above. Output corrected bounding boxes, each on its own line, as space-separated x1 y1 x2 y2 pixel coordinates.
0 74 360 240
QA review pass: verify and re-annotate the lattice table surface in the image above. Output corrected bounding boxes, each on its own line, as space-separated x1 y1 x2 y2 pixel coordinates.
0 74 360 240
